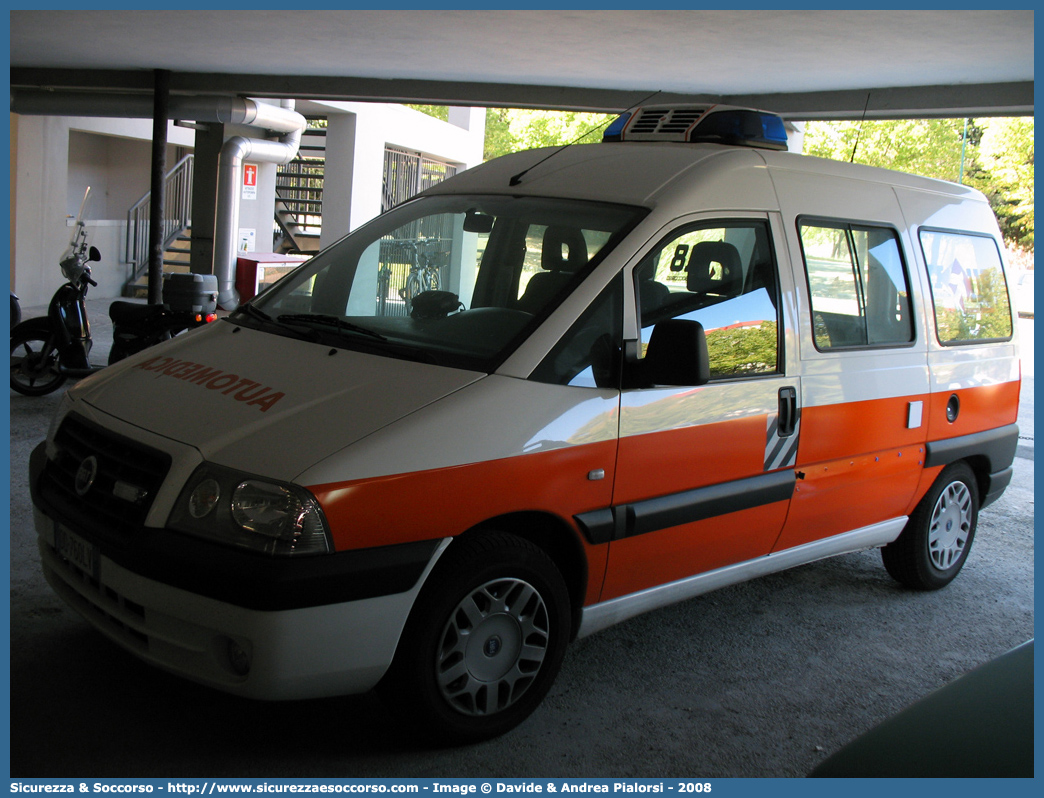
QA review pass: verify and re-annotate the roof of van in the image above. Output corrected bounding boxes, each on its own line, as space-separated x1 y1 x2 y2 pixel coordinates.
423 142 985 208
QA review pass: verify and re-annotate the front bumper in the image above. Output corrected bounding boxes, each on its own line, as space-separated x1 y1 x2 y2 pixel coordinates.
36 505 449 699
30 424 448 699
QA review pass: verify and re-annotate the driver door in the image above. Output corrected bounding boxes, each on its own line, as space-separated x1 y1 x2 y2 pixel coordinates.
602 215 799 600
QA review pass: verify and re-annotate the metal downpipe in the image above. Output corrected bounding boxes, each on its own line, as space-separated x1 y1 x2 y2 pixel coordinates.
213 112 303 308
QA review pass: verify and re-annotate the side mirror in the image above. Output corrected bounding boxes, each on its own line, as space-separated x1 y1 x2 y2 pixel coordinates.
637 319 710 387
88 246 101 262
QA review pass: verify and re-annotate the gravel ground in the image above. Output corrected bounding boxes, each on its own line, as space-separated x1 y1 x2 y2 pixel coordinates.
7 305 1034 778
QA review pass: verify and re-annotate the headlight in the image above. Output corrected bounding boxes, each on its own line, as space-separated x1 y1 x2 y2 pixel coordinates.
169 463 331 556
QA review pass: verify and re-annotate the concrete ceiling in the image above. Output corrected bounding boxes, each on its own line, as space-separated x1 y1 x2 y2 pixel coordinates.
9 9 1035 119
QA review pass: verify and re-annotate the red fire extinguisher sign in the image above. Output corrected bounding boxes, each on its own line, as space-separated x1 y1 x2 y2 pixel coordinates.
242 164 258 200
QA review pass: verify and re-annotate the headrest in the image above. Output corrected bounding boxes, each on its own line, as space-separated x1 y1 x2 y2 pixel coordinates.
542 226 589 272
686 241 742 296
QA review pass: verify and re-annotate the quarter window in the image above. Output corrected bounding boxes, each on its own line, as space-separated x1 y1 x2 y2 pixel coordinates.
799 221 914 350
919 229 1013 344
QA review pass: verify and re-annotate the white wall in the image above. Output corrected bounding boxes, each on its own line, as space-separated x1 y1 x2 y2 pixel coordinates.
317 103 486 247
12 114 194 306
11 103 485 306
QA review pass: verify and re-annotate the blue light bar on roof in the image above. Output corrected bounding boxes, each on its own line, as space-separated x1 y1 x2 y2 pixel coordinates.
691 109 788 150
601 112 631 141
603 105 788 151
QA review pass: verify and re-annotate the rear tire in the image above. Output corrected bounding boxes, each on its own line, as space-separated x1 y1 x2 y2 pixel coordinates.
379 532 571 743
882 462 979 590
11 326 66 395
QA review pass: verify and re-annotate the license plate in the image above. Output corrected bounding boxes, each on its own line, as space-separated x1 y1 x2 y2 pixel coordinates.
54 524 99 580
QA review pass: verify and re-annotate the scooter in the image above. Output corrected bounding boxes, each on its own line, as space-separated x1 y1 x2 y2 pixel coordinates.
11 189 218 396
10 190 104 396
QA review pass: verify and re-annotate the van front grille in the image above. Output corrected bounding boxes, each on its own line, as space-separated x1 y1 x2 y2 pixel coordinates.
37 413 171 540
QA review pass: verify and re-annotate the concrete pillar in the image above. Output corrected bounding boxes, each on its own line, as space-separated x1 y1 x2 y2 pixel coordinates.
12 115 71 305
147 69 171 305
447 106 487 166
189 123 223 277
786 121 805 154
321 112 357 248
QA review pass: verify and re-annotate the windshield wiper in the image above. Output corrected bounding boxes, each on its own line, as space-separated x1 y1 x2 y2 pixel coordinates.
276 313 388 342
278 313 445 365
230 304 322 342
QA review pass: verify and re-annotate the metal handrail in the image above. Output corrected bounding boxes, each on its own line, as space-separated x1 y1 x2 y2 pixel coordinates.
125 154 194 284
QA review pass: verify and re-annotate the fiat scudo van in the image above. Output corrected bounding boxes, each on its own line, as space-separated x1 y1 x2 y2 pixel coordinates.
31 105 1020 741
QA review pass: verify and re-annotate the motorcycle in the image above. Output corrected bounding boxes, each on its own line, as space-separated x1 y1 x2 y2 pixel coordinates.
107 287 218 365
10 188 218 396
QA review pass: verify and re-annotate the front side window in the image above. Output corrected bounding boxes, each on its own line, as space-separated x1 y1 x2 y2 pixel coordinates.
243 195 644 372
799 221 914 350
920 229 1013 344
635 220 781 379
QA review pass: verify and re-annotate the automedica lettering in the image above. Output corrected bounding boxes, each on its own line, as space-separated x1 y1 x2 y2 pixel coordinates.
133 356 286 412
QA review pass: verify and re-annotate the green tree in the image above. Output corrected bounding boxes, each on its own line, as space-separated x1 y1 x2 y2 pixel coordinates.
803 117 1034 250
483 108 615 160
705 322 778 377
977 118 1034 249
406 104 449 122
484 108 515 161
803 118 973 180
406 105 613 161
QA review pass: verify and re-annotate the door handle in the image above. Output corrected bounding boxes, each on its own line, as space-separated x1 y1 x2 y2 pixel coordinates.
778 386 798 437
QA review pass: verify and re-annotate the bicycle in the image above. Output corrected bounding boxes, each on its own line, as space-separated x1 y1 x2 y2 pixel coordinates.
399 240 447 312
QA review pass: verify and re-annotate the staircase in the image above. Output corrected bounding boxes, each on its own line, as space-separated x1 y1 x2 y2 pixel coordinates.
122 232 193 298
123 154 194 297
274 119 326 254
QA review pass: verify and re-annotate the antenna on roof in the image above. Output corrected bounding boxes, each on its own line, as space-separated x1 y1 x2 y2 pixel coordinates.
849 91 872 163
508 90 664 187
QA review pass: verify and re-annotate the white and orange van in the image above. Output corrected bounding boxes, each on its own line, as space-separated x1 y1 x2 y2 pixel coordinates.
31 105 1020 741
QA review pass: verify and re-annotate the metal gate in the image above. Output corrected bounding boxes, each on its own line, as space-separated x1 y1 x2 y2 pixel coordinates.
377 148 458 316
382 147 457 213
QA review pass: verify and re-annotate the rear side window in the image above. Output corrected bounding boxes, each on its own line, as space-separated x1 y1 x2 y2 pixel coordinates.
799 221 914 350
919 229 1013 344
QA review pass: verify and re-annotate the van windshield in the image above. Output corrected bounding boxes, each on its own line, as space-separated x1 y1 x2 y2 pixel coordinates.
243 195 644 371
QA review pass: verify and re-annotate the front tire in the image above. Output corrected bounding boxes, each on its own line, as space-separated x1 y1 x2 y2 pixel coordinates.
882 462 979 590
379 532 571 743
11 326 66 395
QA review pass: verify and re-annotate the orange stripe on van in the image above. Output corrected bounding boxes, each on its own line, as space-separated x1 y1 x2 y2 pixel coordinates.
615 414 768 503
601 502 789 601
775 382 1019 550
796 394 930 465
925 379 1020 441
772 445 929 551
307 441 617 604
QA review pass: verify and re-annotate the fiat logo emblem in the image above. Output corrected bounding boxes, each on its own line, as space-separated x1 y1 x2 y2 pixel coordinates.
74 456 99 497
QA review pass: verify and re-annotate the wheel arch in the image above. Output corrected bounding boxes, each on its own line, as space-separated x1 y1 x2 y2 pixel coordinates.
962 454 993 505
456 511 589 640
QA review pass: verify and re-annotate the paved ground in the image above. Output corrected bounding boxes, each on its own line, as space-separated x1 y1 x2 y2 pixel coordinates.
7 302 1034 778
